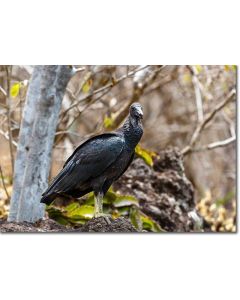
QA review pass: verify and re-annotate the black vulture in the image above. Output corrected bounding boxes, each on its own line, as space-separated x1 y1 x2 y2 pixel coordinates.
41 102 143 219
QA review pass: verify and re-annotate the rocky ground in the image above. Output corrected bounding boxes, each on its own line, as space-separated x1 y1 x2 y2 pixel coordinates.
0 217 136 233
114 148 207 232
0 147 210 233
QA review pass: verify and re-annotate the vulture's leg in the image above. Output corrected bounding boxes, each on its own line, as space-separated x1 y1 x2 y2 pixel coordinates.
94 192 103 216
94 192 111 224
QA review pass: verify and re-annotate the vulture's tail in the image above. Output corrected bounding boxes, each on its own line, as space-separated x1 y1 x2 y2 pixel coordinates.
40 193 56 205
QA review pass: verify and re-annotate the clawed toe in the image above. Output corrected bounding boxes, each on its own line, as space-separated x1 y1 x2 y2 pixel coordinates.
94 213 112 225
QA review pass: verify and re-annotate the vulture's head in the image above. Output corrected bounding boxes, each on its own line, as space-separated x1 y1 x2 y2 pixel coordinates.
130 102 143 121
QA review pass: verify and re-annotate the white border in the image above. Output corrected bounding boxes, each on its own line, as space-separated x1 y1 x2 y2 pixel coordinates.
0 1 239 300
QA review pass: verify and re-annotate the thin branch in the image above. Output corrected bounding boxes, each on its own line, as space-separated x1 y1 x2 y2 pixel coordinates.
60 65 150 118
126 65 130 77
72 66 85 73
0 129 18 147
221 110 235 137
109 65 165 129
55 88 111 145
190 136 236 152
55 130 83 137
0 85 7 97
181 88 236 155
0 165 10 201
5 66 15 174
65 88 111 131
188 66 204 123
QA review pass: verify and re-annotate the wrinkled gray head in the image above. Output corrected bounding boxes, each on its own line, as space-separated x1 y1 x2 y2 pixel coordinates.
130 102 143 120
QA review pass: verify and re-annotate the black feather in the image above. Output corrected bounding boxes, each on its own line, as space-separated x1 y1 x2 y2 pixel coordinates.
41 102 143 205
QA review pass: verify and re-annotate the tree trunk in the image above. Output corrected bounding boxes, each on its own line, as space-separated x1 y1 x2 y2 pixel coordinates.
8 66 74 222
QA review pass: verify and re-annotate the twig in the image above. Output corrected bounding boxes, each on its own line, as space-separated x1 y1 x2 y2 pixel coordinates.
61 65 150 118
55 130 83 137
181 88 236 155
190 136 236 152
72 66 85 73
0 85 7 97
222 110 235 137
126 65 130 77
109 65 165 129
188 66 204 123
0 165 10 201
55 88 111 145
0 129 18 147
5 66 15 174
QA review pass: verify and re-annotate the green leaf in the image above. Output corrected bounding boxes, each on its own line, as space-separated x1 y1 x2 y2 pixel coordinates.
82 78 92 93
130 207 142 230
216 190 235 207
140 214 163 232
195 65 202 74
10 82 20 98
103 190 117 204
113 195 139 208
65 202 80 213
66 205 94 220
104 116 114 128
85 192 95 205
224 65 230 72
135 145 158 167
53 216 70 225
117 206 131 216
183 73 191 83
46 206 70 225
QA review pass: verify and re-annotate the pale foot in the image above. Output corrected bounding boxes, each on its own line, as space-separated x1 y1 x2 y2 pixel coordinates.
94 213 112 225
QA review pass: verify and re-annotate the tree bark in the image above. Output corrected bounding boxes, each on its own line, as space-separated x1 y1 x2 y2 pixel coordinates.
8 66 74 222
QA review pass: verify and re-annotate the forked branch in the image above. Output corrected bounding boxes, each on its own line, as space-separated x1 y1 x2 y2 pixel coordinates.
181 88 236 155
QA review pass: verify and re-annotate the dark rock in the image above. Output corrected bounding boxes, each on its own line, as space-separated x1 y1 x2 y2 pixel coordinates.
154 147 185 175
77 217 138 233
0 217 137 233
114 148 203 232
0 218 68 233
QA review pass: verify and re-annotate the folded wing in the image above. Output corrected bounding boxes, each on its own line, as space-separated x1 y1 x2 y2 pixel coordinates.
41 133 124 199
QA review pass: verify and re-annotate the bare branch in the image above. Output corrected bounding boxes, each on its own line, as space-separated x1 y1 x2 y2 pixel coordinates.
55 87 111 145
190 136 236 152
5 67 15 174
222 110 235 137
0 85 7 97
60 65 150 118
181 88 236 155
0 129 18 147
109 65 166 129
72 66 85 73
188 66 204 122
0 165 10 201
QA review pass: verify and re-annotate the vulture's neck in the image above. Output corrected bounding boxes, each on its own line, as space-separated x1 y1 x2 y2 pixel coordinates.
121 115 143 148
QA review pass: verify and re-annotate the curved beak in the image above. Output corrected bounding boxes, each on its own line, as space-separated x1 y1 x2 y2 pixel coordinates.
137 107 143 119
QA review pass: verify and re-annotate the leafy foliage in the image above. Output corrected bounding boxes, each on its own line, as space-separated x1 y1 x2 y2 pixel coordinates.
10 82 21 98
82 78 93 93
135 145 158 167
10 80 28 98
103 115 114 128
195 65 202 74
216 190 235 207
46 188 163 232
197 190 236 232
224 65 237 72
